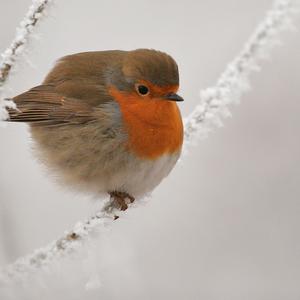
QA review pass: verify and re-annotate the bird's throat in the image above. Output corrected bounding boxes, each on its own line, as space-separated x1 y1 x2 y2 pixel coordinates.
109 86 183 159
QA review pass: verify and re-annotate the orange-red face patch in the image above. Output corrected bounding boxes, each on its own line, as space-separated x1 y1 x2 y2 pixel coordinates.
109 85 183 159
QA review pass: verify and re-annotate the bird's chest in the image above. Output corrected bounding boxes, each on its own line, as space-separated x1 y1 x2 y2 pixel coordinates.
120 151 180 196
117 99 183 159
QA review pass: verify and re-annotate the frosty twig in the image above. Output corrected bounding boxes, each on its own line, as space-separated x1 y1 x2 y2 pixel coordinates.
0 0 51 88
0 0 52 122
0 198 123 283
184 0 296 145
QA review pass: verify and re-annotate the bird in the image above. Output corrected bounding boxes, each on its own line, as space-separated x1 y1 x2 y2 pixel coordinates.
7 49 184 212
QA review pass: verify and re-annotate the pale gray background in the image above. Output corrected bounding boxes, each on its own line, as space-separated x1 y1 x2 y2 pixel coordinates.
0 0 300 299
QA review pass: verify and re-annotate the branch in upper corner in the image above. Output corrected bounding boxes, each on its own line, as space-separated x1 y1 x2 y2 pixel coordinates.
183 0 297 146
0 0 52 90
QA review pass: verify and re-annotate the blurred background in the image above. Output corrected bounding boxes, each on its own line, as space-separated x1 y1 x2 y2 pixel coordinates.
0 0 300 299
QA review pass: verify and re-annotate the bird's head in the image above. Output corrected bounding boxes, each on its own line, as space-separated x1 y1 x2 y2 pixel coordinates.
108 49 184 103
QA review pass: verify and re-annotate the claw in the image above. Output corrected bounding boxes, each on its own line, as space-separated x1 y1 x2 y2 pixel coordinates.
108 191 135 217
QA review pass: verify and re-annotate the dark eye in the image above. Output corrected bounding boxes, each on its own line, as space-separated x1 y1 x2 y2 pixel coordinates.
137 85 149 96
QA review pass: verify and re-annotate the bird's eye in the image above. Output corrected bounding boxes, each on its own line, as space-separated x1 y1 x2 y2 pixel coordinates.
136 85 149 96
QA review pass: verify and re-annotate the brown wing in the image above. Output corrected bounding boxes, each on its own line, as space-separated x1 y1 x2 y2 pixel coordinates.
7 85 97 126
7 51 124 126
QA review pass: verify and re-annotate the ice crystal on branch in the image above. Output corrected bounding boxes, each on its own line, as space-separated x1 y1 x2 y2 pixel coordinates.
0 99 15 124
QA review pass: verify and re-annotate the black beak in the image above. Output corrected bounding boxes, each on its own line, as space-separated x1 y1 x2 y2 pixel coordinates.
165 93 184 102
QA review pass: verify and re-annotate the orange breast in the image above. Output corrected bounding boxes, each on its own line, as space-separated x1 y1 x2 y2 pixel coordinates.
109 86 183 159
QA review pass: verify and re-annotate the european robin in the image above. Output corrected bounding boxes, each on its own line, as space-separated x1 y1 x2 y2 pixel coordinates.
7 49 184 211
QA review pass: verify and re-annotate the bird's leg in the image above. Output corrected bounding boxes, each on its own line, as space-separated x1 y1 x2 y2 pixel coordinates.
108 191 135 212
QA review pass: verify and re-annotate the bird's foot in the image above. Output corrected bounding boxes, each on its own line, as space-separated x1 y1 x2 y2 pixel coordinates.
108 191 135 219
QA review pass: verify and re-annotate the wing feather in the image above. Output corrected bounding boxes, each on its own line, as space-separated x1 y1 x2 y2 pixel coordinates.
8 85 97 126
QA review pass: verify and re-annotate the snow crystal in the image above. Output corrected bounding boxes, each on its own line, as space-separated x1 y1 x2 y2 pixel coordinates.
0 99 15 126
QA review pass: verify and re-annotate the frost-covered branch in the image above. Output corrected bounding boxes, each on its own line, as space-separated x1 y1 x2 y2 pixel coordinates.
0 0 52 90
0 0 298 285
0 198 124 283
0 0 52 123
184 0 296 145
